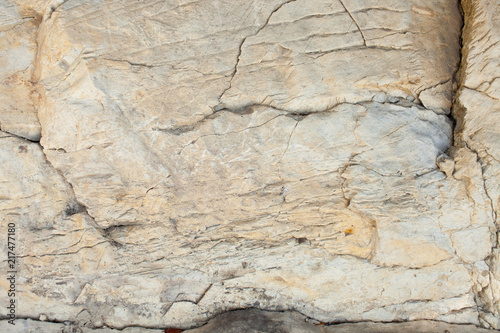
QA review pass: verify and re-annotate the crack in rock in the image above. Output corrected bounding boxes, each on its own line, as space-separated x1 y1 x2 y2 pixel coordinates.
338 0 367 46
216 0 298 105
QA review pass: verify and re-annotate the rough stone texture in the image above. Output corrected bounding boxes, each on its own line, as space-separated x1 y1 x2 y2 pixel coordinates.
0 318 163 333
0 311 496 333
186 309 496 333
0 1 42 141
0 0 500 331
456 0 500 329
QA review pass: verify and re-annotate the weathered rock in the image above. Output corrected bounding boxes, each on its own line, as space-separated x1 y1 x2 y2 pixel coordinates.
1 311 495 333
0 1 42 141
185 309 496 333
456 0 500 328
0 0 499 331
0 131 113 324
0 318 163 333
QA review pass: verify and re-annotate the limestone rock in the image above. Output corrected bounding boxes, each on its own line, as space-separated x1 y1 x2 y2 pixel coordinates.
0 0 499 331
456 0 500 328
0 318 163 333
220 0 461 114
2 310 494 333
185 309 496 333
0 1 42 141
0 131 112 323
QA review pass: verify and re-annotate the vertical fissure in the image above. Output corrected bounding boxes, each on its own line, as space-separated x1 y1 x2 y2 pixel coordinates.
452 0 500 328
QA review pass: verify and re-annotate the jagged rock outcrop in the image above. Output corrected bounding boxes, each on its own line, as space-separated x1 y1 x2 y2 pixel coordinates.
0 310 496 333
455 0 500 328
0 0 499 331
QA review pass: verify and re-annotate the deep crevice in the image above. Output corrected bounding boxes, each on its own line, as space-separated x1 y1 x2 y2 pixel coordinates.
0 127 40 143
2 308 491 331
9 0 498 330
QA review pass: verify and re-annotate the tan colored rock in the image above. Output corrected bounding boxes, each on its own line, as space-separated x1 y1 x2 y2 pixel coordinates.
1 0 499 331
437 153 455 177
456 0 500 328
185 309 496 333
0 319 164 333
0 1 42 141
220 0 461 114
0 131 112 323
2 311 496 333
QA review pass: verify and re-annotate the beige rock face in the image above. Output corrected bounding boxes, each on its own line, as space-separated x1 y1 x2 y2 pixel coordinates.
0 1 42 141
1 312 496 333
0 0 499 331
457 0 500 328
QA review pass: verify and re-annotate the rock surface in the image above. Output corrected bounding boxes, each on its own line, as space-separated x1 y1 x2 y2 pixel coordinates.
456 0 500 328
186 309 496 333
0 0 499 331
0 0 42 140
0 310 496 333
